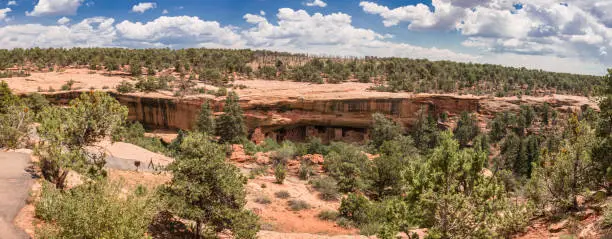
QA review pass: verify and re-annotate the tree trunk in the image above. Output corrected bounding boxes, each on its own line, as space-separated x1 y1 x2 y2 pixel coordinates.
56 170 69 190
194 221 201 239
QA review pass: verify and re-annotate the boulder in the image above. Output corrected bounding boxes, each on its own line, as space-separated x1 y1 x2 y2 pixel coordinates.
230 144 249 162
254 152 271 165
548 219 567 233
302 154 324 164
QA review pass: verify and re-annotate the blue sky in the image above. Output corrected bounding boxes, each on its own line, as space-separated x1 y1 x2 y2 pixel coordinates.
0 0 610 75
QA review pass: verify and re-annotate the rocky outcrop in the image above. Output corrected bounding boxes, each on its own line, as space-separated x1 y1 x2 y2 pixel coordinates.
40 91 596 143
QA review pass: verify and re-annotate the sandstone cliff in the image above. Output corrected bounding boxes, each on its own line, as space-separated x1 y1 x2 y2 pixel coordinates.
41 87 595 143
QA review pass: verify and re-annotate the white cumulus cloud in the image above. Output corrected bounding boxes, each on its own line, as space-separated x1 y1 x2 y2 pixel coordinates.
57 16 70 25
305 0 327 8
26 0 83 17
242 8 476 62
0 17 116 48
116 16 244 48
131 2 157 13
7 1 17 6
360 0 612 67
0 8 11 21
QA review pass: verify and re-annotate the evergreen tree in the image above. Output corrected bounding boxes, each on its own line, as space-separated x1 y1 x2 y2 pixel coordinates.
370 113 403 149
405 131 510 238
0 84 32 149
216 91 246 144
161 133 259 238
372 136 419 198
37 92 128 189
194 100 215 135
0 81 19 114
453 111 480 148
410 107 439 151
529 117 597 211
324 142 373 193
593 69 612 192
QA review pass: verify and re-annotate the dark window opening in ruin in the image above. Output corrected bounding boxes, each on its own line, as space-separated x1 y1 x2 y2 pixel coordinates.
264 125 369 144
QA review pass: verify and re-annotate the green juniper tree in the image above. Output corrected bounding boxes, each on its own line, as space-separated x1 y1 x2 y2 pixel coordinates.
529 116 597 211
404 131 510 238
194 100 215 135
369 113 403 149
453 111 480 148
216 91 246 144
0 83 33 149
161 133 259 238
36 92 128 189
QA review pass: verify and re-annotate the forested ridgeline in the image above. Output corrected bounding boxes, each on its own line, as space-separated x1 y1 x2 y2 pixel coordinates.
0 48 604 96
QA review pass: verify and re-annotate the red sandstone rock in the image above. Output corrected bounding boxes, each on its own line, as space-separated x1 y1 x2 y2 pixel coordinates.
251 128 265 145
38 79 597 144
302 154 324 164
364 152 379 160
254 152 271 165
287 159 300 171
230 144 249 162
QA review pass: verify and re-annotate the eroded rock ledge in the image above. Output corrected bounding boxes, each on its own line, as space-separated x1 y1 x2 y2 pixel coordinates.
41 89 596 143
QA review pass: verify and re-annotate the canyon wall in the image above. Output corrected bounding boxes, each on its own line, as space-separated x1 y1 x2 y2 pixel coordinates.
42 91 591 142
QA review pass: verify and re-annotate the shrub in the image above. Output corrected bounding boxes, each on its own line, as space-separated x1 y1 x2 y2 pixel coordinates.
335 217 354 228
135 76 169 92
272 141 297 164
116 80 135 93
35 181 157 239
298 163 315 180
274 190 290 199
215 87 227 97
112 122 170 155
274 163 286 184
603 205 612 228
249 166 268 178
339 193 372 225
255 195 272 204
317 210 338 221
306 137 328 155
311 177 340 201
60 80 75 91
24 92 49 115
324 142 372 193
288 200 311 211
261 138 281 152
359 222 382 236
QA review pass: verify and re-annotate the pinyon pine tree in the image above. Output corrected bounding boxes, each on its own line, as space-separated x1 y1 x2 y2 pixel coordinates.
216 91 246 143
194 100 215 135
36 92 128 189
161 133 259 238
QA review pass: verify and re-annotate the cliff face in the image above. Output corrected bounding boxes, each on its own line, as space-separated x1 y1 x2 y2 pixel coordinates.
42 90 593 143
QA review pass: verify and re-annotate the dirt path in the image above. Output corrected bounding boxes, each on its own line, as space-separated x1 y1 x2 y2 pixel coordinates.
0 152 34 239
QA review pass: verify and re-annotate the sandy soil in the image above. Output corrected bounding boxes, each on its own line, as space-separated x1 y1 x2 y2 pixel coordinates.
107 169 171 191
245 174 358 235
4 68 130 94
